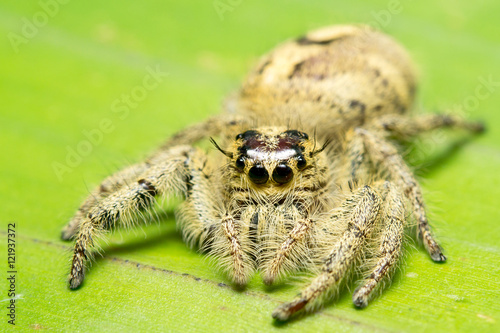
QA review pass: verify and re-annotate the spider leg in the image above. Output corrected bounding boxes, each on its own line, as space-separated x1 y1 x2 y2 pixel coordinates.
374 113 484 138
177 160 254 286
61 143 207 241
272 186 381 321
175 145 222 248
339 134 406 308
68 146 198 289
61 163 150 240
356 128 445 261
352 181 405 308
261 215 314 285
62 115 248 241
341 129 370 189
219 212 255 286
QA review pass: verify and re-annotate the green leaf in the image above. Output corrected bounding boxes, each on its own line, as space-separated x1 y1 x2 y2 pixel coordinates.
1 1 499 331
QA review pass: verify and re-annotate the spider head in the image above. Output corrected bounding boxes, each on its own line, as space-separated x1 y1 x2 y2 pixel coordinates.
212 127 329 187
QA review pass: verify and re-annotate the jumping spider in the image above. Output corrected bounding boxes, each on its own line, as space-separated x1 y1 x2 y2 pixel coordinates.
62 25 484 320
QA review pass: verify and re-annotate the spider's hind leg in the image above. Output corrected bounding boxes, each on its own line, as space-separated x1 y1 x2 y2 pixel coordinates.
375 113 485 139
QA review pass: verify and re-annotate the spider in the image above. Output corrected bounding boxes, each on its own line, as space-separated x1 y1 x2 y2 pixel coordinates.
62 25 484 320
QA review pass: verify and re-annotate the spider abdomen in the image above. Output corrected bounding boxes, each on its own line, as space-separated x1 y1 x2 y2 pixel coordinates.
235 25 417 137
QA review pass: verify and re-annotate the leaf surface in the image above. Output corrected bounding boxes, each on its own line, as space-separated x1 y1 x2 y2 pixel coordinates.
0 1 499 332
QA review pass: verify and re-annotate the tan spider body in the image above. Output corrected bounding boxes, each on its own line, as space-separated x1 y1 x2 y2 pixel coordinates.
63 25 483 320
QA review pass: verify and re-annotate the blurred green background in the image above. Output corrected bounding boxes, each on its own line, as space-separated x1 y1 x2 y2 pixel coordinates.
1 0 499 332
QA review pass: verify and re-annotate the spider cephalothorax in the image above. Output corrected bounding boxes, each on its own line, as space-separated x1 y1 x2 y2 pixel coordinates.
62 25 484 321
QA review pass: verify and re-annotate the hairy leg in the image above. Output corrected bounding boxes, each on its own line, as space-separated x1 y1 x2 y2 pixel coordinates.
339 132 406 308
68 146 198 289
196 205 256 287
221 213 255 286
177 156 255 286
352 181 405 308
261 214 314 285
272 186 381 321
63 114 248 240
171 150 260 288
356 128 445 261
340 129 370 190
175 146 223 248
374 113 484 139
61 163 150 240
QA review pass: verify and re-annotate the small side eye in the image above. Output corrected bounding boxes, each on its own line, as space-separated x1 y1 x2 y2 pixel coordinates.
236 156 245 170
248 165 269 184
296 155 307 169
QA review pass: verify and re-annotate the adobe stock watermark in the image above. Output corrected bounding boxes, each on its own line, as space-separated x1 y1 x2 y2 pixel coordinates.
8 0 71 54
213 0 244 21
366 0 412 31
451 75 499 118
409 75 498 164
52 65 169 181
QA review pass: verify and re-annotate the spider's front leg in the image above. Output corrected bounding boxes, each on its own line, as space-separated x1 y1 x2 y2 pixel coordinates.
194 204 257 287
172 149 256 286
261 204 315 285
273 186 381 321
68 146 202 289
218 212 256 286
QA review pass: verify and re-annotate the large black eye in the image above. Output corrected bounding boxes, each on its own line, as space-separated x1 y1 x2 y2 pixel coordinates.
296 155 307 169
248 165 269 184
273 164 293 184
235 156 245 170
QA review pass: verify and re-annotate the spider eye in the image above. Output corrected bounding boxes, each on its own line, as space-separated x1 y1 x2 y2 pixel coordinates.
296 155 307 169
236 156 245 170
248 165 269 184
273 164 293 184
